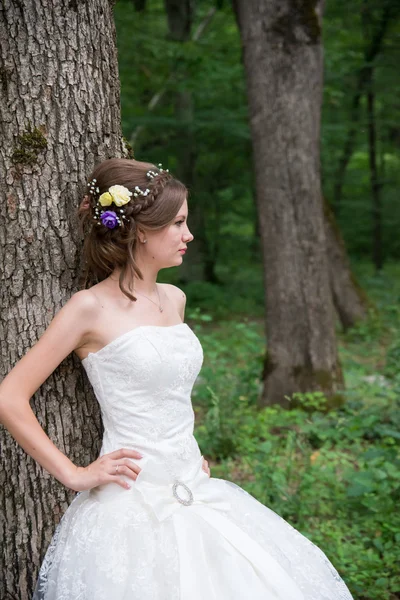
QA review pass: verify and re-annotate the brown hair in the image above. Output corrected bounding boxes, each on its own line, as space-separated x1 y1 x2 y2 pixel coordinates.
77 158 187 302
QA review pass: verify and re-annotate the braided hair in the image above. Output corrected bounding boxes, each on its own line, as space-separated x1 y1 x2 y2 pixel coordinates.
77 158 187 301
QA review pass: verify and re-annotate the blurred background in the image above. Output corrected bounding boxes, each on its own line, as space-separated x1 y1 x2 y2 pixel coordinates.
113 2 400 598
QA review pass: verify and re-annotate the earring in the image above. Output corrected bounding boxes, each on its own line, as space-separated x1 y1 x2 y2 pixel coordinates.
143 239 147 244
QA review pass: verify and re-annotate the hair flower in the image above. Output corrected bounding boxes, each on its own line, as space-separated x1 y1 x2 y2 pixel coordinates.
108 185 132 207
100 210 119 229
98 191 113 206
98 185 132 207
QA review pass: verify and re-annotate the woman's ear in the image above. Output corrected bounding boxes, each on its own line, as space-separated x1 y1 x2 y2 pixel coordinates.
80 195 90 209
137 228 147 244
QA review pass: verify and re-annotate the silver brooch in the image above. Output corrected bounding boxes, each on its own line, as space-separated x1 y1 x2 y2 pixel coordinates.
172 480 194 506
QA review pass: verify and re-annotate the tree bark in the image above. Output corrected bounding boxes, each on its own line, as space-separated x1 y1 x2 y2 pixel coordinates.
323 200 370 329
234 0 344 406
0 1 127 597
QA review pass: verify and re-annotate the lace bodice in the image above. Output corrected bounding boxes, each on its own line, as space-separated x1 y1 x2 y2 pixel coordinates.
81 323 204 478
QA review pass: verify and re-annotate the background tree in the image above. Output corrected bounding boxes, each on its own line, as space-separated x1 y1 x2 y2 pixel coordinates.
323 0 400 263
116 2 400 594
116 0 400 295
233 0 343 405
133 0 147 11
331 0 395 218
324 199 370 330
164 0 211 282
0 0 127 597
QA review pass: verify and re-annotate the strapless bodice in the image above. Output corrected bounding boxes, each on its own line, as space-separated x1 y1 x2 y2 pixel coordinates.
81 323 204 478
35 324 355 600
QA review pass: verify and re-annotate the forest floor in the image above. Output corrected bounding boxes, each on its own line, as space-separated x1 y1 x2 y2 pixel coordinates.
187 261 400 600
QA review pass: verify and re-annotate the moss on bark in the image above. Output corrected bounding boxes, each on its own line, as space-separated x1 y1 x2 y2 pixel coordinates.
11 123 47 167
271 0 321 46
122 136 135 159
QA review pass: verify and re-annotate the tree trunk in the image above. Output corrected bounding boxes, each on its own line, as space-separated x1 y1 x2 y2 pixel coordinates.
234 0 344 407
367 80 383 271
361 2 386 273
332 4 392 216
164 0 194 41
0 1 127 597
164 0 217 284
133 0 147 11
323 200 370 329
174 99 210 283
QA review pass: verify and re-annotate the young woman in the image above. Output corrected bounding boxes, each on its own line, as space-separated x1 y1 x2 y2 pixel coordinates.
0 158 354 599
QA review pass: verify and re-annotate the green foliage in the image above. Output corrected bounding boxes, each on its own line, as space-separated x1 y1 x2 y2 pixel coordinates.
322 1 400 260
385 340 400 378
182 277 264 320
187 264 400 599
115 0 400 269
286 390 329 411
114 0 255 276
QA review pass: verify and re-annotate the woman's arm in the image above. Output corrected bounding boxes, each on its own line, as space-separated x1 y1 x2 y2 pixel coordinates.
0 290 97 489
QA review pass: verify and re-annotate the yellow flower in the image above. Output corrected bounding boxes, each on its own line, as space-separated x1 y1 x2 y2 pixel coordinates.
108 185 132 207
98 191 113 206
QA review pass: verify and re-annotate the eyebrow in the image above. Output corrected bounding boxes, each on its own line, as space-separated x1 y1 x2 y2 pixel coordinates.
175 215 187 219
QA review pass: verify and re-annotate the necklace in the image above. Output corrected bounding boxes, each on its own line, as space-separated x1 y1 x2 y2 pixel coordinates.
134 284 164 313
107 275 164 313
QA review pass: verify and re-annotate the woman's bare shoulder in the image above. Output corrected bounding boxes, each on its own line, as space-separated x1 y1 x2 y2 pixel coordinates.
160 283 186 301
159 283 186 320
68 288 101 312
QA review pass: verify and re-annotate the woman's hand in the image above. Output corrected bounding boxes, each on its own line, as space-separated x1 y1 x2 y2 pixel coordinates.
70 448 143 492
202 457 211 477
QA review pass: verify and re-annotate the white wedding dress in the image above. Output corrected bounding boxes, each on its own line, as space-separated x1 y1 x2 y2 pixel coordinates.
33 323 354 600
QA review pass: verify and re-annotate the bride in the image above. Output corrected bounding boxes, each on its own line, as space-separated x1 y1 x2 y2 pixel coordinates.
0 158 354 599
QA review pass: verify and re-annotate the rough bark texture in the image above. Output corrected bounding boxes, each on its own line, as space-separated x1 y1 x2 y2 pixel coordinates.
323 200 370 330
234 0 343 406
0 0 127 597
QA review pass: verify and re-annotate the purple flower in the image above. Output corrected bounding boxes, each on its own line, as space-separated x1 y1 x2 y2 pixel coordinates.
100 210 118 229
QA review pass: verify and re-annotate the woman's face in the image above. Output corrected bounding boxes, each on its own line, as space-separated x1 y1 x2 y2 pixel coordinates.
139 198 194 269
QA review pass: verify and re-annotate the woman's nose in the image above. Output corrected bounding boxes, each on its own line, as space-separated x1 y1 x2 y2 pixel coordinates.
184 228 194 243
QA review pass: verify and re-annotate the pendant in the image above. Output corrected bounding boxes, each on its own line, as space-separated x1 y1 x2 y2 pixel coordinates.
159 307 163 312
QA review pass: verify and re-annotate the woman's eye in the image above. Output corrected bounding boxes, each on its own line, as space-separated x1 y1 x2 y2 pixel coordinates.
176 220 184 226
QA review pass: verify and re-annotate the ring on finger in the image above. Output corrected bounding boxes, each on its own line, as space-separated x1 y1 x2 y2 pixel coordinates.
115 464 119 474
